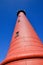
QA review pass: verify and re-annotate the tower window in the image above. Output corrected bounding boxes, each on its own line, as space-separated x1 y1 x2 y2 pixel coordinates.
18 19 20 23
16 31 19 37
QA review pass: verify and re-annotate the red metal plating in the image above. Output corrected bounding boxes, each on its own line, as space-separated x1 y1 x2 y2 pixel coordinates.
1 10 43 65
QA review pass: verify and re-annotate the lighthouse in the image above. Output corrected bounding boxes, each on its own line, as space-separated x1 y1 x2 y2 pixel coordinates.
1 10 43 65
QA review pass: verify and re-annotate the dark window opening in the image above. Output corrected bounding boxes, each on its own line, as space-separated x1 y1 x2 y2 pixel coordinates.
16 31 19 37
18 19 20 22
18 15 21 17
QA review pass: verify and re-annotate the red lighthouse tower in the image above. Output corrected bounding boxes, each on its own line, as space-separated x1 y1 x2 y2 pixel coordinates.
1 10 43 65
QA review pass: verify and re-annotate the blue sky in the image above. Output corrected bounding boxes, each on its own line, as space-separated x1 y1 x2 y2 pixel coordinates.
0 0 43 62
